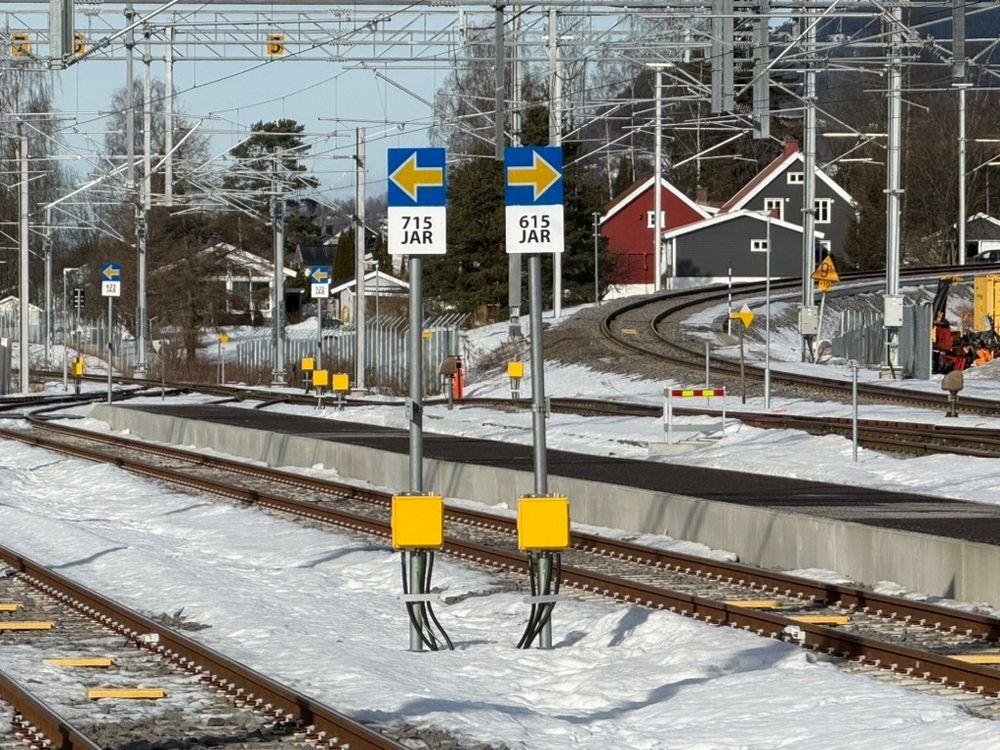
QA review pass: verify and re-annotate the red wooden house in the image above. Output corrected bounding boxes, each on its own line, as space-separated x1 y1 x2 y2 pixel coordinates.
600 176 709 296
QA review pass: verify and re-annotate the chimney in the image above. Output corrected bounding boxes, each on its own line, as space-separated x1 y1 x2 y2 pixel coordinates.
696 186 708 204
783 137 800 156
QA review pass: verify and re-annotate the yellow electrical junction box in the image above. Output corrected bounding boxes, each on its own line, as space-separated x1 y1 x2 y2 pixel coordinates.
332 372 350 392
391 495 444 549
517 496 570 550
312 369 329 388
72 359 84 377
508 361 524 379
301 357 315 372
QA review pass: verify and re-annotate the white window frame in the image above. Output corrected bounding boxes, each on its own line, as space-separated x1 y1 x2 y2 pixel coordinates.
764 197 783 221
814 198 832 224
818 239 832 254
787 171 804 185
750 239 769 253
646 210 666 229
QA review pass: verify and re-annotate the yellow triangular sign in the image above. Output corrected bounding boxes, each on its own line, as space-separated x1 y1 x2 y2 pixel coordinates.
811 256 840 283
730 303 754 329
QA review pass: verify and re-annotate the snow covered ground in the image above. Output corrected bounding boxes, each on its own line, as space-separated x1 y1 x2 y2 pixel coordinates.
5 302 1000 747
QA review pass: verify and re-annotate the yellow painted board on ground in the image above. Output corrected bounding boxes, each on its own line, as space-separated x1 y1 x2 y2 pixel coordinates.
0 603 22 612
788 615 851 626
88 688 167 700
621 328 638 335
0 621 54 630
45 657 116 668
952 654 1000 664
724 600 783 609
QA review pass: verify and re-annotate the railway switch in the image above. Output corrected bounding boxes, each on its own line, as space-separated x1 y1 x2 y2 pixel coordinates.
391 495 444 549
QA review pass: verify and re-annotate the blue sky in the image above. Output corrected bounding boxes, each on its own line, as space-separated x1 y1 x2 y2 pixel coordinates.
49 51 441 202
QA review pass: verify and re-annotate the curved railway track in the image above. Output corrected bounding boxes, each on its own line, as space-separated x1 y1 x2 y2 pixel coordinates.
600 265 1000 415
5 415 1000 708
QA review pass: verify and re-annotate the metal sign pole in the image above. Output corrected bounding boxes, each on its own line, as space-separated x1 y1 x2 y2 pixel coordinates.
764 215 771 409
408 255 425 651
739 322 746 405
852 361 859 462
107 296 113 404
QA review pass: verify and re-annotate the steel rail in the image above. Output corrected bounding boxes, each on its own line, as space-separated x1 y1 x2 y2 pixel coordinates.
0 668 102 750
600 265 1000 414
20 417 1000 638
8 420 1000 696
0 542 403 749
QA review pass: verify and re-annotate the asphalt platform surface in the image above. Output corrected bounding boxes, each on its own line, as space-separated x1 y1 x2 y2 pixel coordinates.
119 402 1000 546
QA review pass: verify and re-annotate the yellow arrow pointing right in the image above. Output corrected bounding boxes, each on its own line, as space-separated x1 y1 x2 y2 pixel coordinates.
508 151 560 201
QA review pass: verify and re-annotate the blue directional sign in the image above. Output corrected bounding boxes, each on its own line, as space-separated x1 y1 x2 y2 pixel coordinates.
101 262 121 297
388 148 448 255
504 147 565 254
310 265 331 299
387 148 446 207
504 147 563 206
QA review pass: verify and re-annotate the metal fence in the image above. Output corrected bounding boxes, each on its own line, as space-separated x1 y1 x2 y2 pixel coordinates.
235 314 467 394
0 339 10 395
2 312 138 375
829 301 931 379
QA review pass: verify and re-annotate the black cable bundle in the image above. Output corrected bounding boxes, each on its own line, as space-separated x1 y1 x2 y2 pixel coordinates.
401 551 454 651
517 551 561 649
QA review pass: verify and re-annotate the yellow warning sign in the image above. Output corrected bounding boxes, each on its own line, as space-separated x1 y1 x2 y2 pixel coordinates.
811 256 840 284
730 303 754 329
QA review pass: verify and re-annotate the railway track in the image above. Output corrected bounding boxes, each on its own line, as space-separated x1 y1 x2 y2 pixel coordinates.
599 265 1000 416
7 415 1000 709
0 545 406 750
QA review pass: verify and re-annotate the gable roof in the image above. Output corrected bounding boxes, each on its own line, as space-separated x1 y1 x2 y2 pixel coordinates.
601 176 710 224
967 213 1000 241
203 242 296 279
660 209 826 241
329 269 409 296
720 149 857 212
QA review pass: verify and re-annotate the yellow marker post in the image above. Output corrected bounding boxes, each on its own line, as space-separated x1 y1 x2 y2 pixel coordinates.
516 496 570 650
729 304 754 404
217 335 229 385
508 361 524 400
301 357 315 393
88 688 166 700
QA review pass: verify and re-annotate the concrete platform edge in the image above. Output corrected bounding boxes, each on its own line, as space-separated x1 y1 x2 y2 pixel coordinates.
90 404 1000 608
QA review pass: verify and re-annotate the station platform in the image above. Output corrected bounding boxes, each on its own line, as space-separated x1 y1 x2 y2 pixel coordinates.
89 402 1000 608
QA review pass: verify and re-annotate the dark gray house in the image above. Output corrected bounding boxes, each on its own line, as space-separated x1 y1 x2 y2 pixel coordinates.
661 210 826 280
719 138 857 261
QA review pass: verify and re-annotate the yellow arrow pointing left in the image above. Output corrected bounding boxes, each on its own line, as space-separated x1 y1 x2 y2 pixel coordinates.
390 153 443 202
508 151 560 201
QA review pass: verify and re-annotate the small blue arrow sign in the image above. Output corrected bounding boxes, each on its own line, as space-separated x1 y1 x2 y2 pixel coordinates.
505 147 563 206
388 148 446 207
101 263 121 281
310 265 331 284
